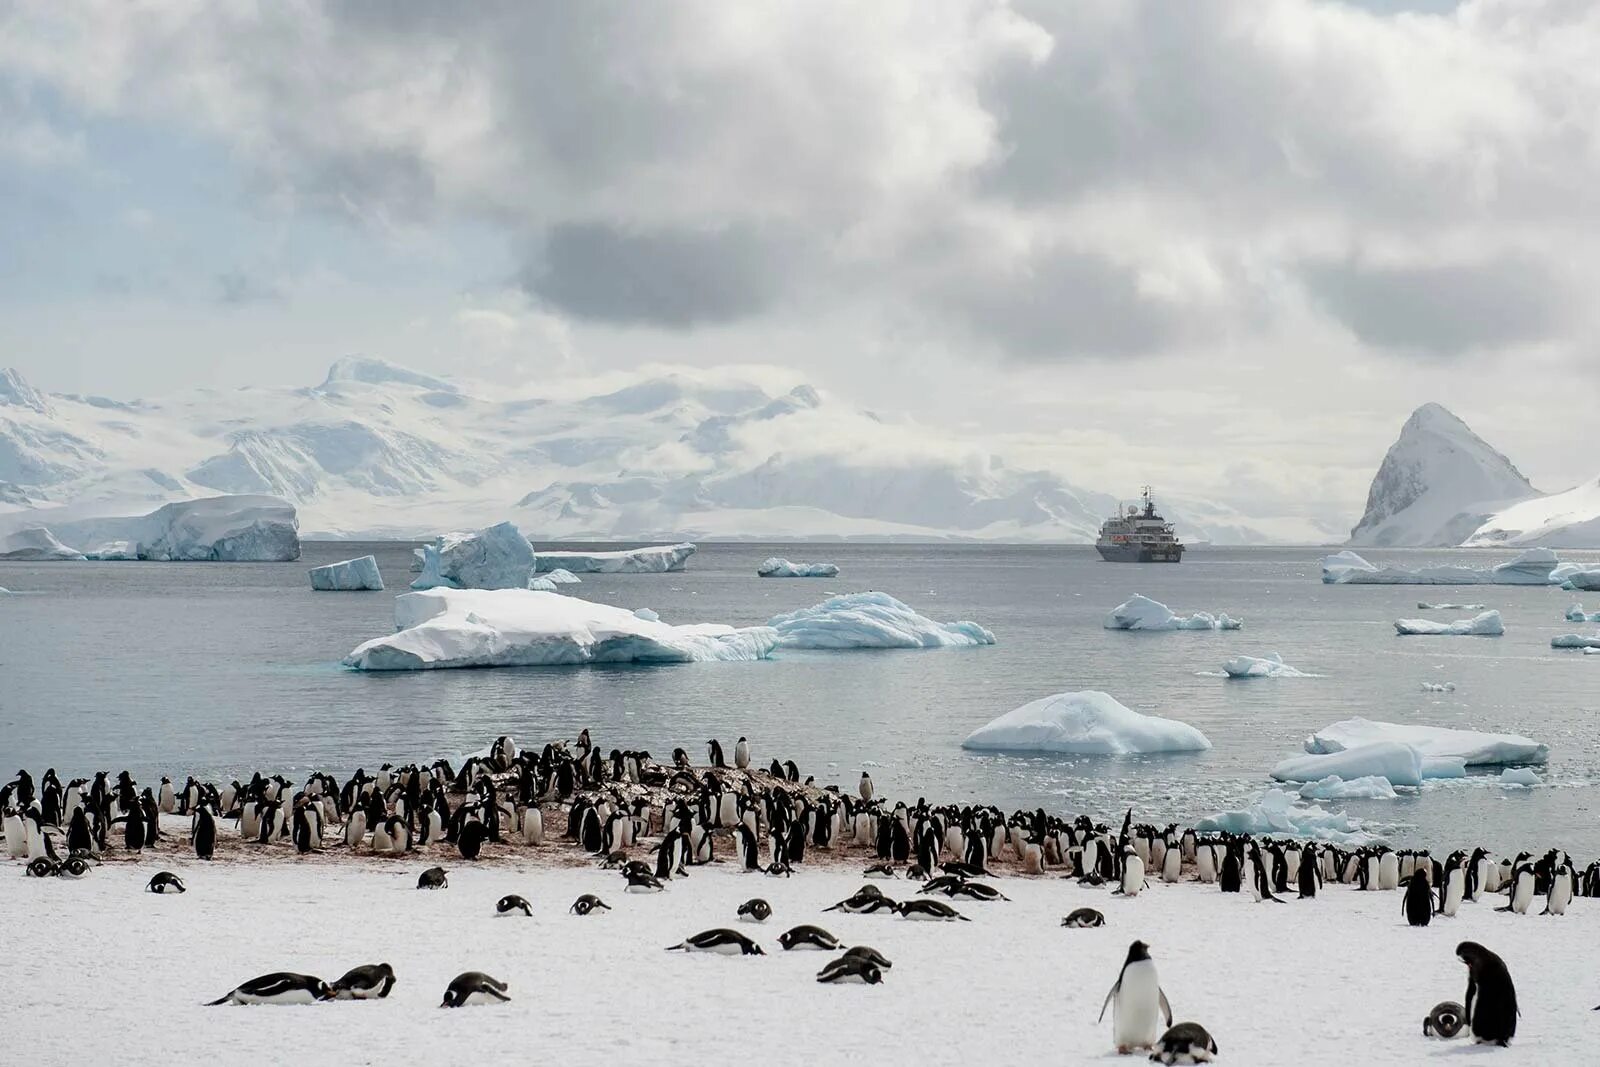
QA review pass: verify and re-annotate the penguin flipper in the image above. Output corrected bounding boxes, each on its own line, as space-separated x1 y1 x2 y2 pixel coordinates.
1159 988 1173 1028
205 991 237 1006
1097 978 1120 1023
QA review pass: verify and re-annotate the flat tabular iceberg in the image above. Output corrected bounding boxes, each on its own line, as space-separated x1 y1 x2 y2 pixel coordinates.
757 557 839 578
1322 548 1563 585
1195 788 1375 844
1551 632 1600 649
309 555 384 591
1103 593 1241 631
0 526 86 561
534 543 695 573
1272 742 1427 788
134 496 300 561
768 592 994 649
344 588 776 670
1417 602 1484 610
1305 716 1547 767
960 690 1210 755
411 523 536 590
1298 775 1399 801
1393 610 1503 636
1222 652 1312 678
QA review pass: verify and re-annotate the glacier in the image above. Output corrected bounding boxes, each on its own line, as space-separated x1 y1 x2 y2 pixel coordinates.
309 555 384 591
1323 548 1564 585
0 526 86 560
1196 788 1376 844
960 690 1211 755
767 592 994 649
534 543 696 574
410 523 536 591
85 540 138 560
1304 717 1548 767
1102 593 1241 631
757 557 839 578
1221 652 1312 678
1393 609 1503 636
1464 474 1600 549
1298 775 1399 801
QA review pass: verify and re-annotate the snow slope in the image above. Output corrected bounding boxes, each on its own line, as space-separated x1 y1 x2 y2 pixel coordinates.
1465 475 1600 548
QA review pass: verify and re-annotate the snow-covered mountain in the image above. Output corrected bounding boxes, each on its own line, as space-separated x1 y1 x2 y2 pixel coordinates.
0 358 1282 543
1349 402 1600 548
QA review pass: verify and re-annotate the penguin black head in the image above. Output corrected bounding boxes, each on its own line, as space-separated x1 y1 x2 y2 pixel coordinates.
1124 940 1152 964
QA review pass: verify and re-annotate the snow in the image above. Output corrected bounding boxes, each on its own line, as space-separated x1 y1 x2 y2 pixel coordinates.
1298 775 1399 801
1305 717 1549 768
410 523 537 591
1550 633 1600 650
1102 593 1241 631
1465 474 1600 549
1563 604 1599 623
1194 787 1375 842
309 555 385 591
757 557 840 578
534 543 696 574
1393 610 1504 636
1500 768 1542 787
1271 742 1427 788
85 540 139 560
960 690 1211 755
767 592 995 650
343 588 775 670
1221 652 1312 678
0 525 85 560
1323 549 1564 585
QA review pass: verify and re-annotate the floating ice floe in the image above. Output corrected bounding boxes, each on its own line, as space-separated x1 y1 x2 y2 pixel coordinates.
767 592 994 649
1551 632 1600 649
85 540 139 560
309 555 384 591
1420 681 1456 692
1565 603 1600 622
1305 716 1548 767
960 690 1210 755
1298 775 1399 801
1195 788 1376 844
1586 647 1600 656
1564 569 1600 591
1272 742 1430 788
534 543 695 574
757 557 839 578
411 523 537 591
1393 610 1503 636
1500 767 1542 787
527 576 558 592
1416 602 1484 610
1321 548 1564 585
343 588 776 670
1102 593 1241 631
0 526 86 561
544 568 580 585
1221 652 1313 678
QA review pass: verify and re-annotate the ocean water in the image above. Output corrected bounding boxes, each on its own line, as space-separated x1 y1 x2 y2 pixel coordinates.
4 543 1598 857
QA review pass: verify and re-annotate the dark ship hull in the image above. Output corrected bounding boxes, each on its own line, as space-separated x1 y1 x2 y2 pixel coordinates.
1095 542 1183 563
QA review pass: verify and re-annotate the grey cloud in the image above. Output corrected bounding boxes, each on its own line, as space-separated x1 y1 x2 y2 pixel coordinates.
215 271 284 307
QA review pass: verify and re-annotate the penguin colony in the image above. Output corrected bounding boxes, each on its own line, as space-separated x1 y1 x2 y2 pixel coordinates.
2 733 1579 1052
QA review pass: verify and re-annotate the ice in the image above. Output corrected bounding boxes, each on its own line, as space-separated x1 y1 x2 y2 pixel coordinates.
756 557 840 578
0 526 85 561
1567 569 1600 591
534 543 695 573
1565 604 1600 622
1393 609 1503 636
1416 602 1484 610
1297 775 1399 801
1420 681 1456 692
1221 652 1312 678
768 592 994 649
1500 767 1542 787
544 568 580 585
960 690 1211 755
85 540 138 560
308 555 384 591
1305 716 1548 767
1321 548 1564 585
1102 593 1241 631
409 547 425 572
1271 742 1426 788
527 576 558 592
343 588 776 670
1195 788 1375 843
45 495 301 562
410 523 536 590
1551 632 1600 649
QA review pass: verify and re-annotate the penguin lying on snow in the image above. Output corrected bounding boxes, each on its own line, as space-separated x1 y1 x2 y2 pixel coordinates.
147 871 186 894
570 893 611 916
332 963 395 1000
1149 1021 1218 1064
208 972 334 1006
1099 941 1172 1055
736 898 771 923
666 929 765 956
441 972 509 1007
1423 1000 1465 1038
416 867 448 890
895 899 968 922
779 925 839 951
1061 908 1106 928
817 956 882 985
496 894 532 917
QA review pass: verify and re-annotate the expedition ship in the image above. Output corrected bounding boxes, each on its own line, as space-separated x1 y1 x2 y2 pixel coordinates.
1095 487 1184 563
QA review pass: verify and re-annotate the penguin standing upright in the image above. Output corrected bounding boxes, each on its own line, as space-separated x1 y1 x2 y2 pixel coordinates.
1457 941 1517 1046
734 737 751 770
1116 846 1146 897
1219 848 1241 893
859 772 874 803
1403 870 1433 927
1438 855 1465 917
1499 864 1535 915
192 805 216 860
1298 842 1321 898
707 740 727 769
1544 862 1573 915
1099 941 1173 1054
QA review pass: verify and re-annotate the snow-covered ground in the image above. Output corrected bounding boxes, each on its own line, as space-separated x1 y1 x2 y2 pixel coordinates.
4 854 1593 1066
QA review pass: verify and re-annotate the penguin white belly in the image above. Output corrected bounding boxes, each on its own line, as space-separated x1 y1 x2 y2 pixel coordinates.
234 987 320 1005
1021 843 1044 875
1547 877 1571 915
945 827 965 857
458 990 502 1005
1378 853 1400 890
1511 877 1534 914
718 794 739 829
1112 960 1164 1049
1162 848 1181 883
522 808 544 846
1470 860 1488 900
1195 847 1216 883
1121 855 1145 896
3 814 26 859
1442 871 1464 917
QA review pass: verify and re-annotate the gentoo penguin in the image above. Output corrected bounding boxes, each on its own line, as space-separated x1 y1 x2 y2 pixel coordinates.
1403 870 1433 927
440 971 510 1007
158 777 175 814
736 898 772 923
25 856 57 877
1457 941 1517 1046
416 866 448 890
842 945 893 969
331 963 396 1000
1498 864 1535 914
816 956 883 985
1439 856 1466 917
863 862 898 879
625 871 666 893
1423 1000 1465 1038
859 772 874 802
734 737 751 770
57 855 90 878
1061 908 1106 928
706 739 727 768
1161 843 1181 884
192 805 216 860
458 820 489 861
824 888 897 914
1298 842 1321 898
1116 846 1146 897
1543 861 1573 915
570 894 611 916
895 899 968 922
666 929 766 955
1218 849 1241 894
496 894 533 917
147 871 186 894
1150 1021 1219 1064
779 924 840 951
207 972 335 1005
1099 941 1173 1055
951 881 1009 902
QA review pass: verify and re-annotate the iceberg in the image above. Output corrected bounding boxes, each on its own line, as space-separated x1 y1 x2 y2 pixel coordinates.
410 547 425 573
85 541 139 560
757 557 840 578
1420 681 1457 692
309 555 385 591
1298 775 1399 801
528 576 558 592
1500 767 1542 787
960 690 1210 755
411 523 537 590
544 568 581 585
343 588 776 670
1568 569 1600 591
1551 632 1600 649
1304 717 1548 767
1195 788 1375 844
1322 548 1563 585
0 526 86 561
1271 742 1426 788
1416 602 1484 610
768 592 994 649
1221 652 1312 678
534 543 696 574
1393 610 1503 636
1102 593 1241 631
1565 604 1600 623
43 495 300 562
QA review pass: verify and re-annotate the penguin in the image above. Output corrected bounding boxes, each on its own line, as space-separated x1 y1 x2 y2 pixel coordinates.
1061 908 1106 928
1195 843 1216 884
67 807 94 856
496 894 533 917
570 893 611 915
1439 856 1465 917
841 945 893 969
1498 864 1535 914
458 820 489 861
147 871 186 894
734 737 751 770
1468 848 1490 901
1161 843 1181 884
1423 1000 1465 1038
1150 1021 1219 1064
192 805 216 861
26 856 58 877
440 971 510 1007
779 924 840 951
863 862 898 879
859 772 874 802
625 871 666 893
1099 941 1173 1054
666 929 765 955
1218 849 1241 894
1116 846 1146 897
1297 842 1320 899
1543 861 1573 915
331 963 396 1000
707 739 727 768
894 899 968 922
416 866 448 890
824 888 897 914
737 898 772 923
56 854 90 878
816 957 883 985
158 777 175 814
207 972 335 1006
1457 941 1517 1046
951 881 1009 902
1403 870 1433 927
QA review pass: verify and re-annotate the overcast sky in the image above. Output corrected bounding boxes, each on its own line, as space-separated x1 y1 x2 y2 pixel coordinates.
2 0 1595 534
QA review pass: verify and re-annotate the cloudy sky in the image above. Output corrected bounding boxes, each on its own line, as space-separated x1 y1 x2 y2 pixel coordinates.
2 0 1596 536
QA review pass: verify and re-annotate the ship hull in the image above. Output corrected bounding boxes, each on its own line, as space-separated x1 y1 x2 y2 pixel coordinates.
1095 543 1183 563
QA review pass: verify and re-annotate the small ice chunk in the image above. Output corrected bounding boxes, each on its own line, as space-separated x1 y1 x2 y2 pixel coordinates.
1298 775 1398 801
544 568 581 585
1103 593 1242 631
961 690 1210 755
1551 632 1600 649
1271 742 1424 788
1420 681 1457 692
527 577 558 592
1195 788 1374 843
309 555 385 591
633 608 660 622
1565 604 1600 623
1222 652 1312 678
769 592 994 650
1305 717 1548 766
409 547 425 573
1499 767 1542 787
757 557 840 578
1567 569 1600 592
1394 610 1503 636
